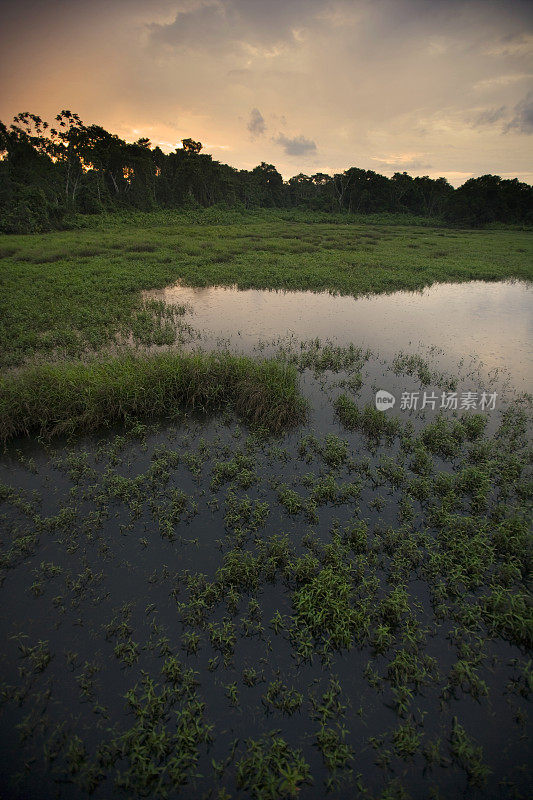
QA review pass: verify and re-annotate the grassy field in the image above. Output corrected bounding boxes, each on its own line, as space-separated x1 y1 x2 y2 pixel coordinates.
0 209 531 370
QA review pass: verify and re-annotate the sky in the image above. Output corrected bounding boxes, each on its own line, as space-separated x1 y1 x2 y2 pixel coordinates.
0 0 532 185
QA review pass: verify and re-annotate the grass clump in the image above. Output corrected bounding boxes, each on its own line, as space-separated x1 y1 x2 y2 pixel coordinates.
0 352 306 440
449 718 491 788
235 732 312 799
263 679 304 716
334 394 400 442
110 675 213 795
291 565 361 652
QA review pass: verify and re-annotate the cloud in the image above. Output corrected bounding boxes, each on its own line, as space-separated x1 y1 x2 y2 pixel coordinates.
274 133 317 156
483 32 533 57
374 160 433 173
149 2 226 51
505 93 533 134
1 0 533 184
474 73 533 91
247 107 266 138
370 153 433 173
149 0 324 51
470 106 507 127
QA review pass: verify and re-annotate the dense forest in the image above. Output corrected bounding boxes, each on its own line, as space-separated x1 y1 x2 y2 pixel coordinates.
1 110 532 233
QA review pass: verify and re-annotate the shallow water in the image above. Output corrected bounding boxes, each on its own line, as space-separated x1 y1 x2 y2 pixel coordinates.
1 280 531 799
145 280 533 391
0 381 531 800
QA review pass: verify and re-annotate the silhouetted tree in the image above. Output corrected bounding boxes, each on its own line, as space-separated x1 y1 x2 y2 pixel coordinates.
1 111 531 232
181 138 202 154
445 175 533 226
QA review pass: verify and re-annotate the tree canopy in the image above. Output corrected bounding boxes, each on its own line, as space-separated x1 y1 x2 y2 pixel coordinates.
1 110 531 233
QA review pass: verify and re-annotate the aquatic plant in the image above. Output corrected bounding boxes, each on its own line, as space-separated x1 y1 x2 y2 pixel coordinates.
449 717 491 788
235 733 312 800
291 565 363 652
334 395 400 442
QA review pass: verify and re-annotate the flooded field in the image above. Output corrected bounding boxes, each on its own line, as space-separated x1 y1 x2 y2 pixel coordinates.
144 280 533 391
1 274 532 800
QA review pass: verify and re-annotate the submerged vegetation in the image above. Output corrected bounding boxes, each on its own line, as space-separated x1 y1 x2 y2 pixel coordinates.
0 365 531 798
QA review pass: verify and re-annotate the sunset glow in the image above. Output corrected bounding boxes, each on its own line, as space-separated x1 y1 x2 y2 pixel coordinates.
0 0 531 184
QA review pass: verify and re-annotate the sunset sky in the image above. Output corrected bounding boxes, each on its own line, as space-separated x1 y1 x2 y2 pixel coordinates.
0 0 532 185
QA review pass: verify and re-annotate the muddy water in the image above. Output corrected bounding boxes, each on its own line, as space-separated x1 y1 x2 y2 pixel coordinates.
144 280 533 391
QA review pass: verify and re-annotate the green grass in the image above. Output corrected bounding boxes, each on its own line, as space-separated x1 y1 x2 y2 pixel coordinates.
334 394 401 442
0 352 306 441
0 208 531 369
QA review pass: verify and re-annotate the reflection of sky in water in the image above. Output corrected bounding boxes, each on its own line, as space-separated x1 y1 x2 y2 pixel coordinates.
145 281 533 391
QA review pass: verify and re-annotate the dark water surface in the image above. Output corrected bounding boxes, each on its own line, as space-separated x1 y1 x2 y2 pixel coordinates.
0 281 531 800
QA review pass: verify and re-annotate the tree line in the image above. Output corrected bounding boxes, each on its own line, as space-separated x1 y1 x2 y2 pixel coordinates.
0 110 531 233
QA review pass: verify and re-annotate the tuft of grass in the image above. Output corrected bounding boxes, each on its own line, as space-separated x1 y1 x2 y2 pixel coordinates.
291 565 361 652
450 718 491 788
235 733 312 799
0 352 307 440
334 394 400 442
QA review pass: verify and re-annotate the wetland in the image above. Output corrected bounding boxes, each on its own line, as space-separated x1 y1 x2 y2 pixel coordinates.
0 210 531 800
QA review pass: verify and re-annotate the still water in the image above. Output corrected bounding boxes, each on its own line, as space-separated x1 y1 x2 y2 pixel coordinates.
145 280 533 392
0 279 531 799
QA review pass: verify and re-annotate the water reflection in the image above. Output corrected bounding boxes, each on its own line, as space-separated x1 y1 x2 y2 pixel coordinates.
145 280 533 390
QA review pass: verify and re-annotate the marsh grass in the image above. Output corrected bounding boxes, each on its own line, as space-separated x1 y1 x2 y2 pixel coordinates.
334 394 400 442
235 733 312 799
0 352 307 440
1 208 531 369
